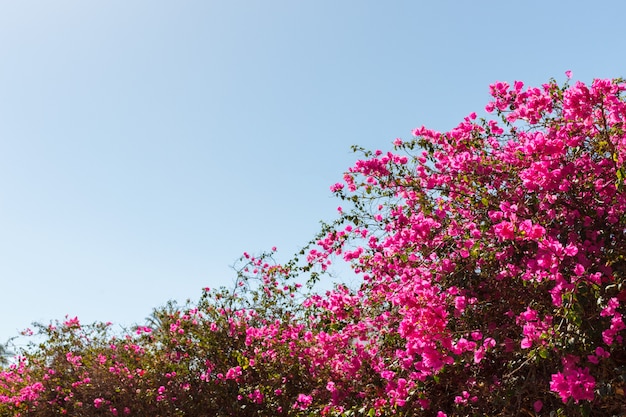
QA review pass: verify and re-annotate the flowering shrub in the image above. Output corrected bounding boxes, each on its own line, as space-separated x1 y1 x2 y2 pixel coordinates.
2 74 626 416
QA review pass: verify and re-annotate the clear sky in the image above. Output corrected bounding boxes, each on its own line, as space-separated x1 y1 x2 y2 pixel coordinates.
1 1 625 345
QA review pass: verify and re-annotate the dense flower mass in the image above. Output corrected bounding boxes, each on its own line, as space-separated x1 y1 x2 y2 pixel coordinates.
2 75 626 416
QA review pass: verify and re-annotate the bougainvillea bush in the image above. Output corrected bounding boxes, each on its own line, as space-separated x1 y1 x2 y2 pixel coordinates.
2 74 626 416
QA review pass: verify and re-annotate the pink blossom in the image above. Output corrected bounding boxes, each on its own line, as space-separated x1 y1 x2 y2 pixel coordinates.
550 357 595 403
225 366 242 380
494 221 515 240
63 316 80 328
293 393 313 410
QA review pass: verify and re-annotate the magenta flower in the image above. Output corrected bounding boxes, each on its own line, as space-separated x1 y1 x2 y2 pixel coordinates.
293 393 313 410
93 397 104 409
550 357 595 403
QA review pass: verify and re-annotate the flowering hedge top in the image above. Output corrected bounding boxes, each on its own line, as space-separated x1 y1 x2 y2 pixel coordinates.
2 74 625 416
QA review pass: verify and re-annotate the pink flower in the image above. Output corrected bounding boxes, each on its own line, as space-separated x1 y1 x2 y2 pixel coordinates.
225 366 242 380
550 359 595 403
293 393 313 410
63 316 80 328
494 221 515 240
248 389 264 404
573 263 585 276
330 182 344 192
474 347 485 363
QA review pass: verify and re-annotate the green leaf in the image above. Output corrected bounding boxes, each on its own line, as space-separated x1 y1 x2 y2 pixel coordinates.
580 402 591 417
616 167 625 191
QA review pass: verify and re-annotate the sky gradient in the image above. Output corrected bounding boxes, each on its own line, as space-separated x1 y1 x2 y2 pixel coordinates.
2 1 625 345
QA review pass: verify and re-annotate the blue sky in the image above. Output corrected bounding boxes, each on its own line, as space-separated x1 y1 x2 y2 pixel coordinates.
1 1 625 345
